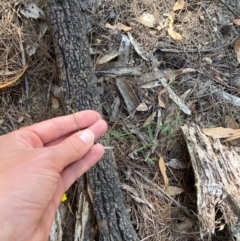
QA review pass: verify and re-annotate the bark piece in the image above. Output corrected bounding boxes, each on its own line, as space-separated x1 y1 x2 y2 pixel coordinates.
181 124 240 240
46 1 139 240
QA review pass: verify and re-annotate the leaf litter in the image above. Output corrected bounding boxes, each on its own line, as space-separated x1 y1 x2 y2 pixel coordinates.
2 0 240 240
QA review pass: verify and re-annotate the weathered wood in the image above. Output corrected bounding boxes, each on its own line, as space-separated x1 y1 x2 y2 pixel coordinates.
46 0 139 240
181 124 240 240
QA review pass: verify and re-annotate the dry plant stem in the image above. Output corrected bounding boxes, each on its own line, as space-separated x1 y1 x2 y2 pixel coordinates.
17 20 30 114
46 1 139 240
151 109 162 154
216 0 240 18
181 124 240 240
134 171 190 214
160 35 239 53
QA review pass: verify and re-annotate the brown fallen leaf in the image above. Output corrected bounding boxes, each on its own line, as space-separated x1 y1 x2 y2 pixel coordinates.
168 15 182 40
116 22 133 32
143 111 157 127
136 102 148 111
17 116 25 123
225 135 240 142
105 22 132 32
202 127 240 138
233 19 240 25
0 65 28 89
97 52 119 65
234 35 240 63
116 78 139 114
173 0 185 11
51 96 60 109
159 157 169 187
167 69 183 83
166 186 184 196
158 88 167 108
214 75 224 83
136 12 158 28
224 115 240 145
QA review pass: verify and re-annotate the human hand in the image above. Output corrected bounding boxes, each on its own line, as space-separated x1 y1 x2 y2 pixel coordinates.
0 110 108 241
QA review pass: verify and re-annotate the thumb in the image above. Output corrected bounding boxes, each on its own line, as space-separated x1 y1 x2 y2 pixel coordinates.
46 129 95 172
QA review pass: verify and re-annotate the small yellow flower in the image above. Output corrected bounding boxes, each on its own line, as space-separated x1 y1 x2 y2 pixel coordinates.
61 193 67 202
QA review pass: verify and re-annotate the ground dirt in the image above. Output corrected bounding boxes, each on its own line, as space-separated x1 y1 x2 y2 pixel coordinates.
1 0 240 240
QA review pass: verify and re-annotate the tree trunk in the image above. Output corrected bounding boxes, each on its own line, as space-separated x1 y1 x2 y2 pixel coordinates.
181 124 240 240
46 0 139 240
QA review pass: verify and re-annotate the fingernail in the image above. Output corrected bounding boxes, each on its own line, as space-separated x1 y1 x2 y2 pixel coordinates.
78 129 94 144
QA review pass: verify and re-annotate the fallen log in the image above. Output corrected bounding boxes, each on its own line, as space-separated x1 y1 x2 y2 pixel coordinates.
46 1 139 240
181 124 240 240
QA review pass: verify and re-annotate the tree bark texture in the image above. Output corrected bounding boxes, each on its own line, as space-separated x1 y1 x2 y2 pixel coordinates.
46 1 139 240
181 124 240 240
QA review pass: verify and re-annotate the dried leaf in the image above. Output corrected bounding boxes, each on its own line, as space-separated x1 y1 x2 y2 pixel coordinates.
21 3 46 20
96 66 141 76
168 68 196 83
27 43 38 56
0 66 28 89
203 57 212 65
214 75 224 83
166 186 184 196
168 15 182 40
143 111 157 127
110 96 121 122
39 22 48 39
0 69 19 76
17 116 25 123
140 80 161 88
233 19 240 25
105 23 117 30
225 135 240 142
202 127 240 138
168 69 183 83
158 157 169 187
234 36 240 63
0 119 4 125
158 90 166 108
180 89 192 102
105 22 132 32
166 159 188 169
97 52 119 65
26 22 48 57
173 0 185 11
116 78 139 114
116 23 133 32
52 85 62 98
51 96 60 109
136 12 158 28
127 33 149 61
158 76 191 115
136 103 148 111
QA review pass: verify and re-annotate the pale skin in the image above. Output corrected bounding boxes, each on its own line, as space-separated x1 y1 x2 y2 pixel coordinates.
0 110 108 241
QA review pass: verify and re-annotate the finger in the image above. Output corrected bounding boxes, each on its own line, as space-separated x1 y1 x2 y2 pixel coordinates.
24 110 102 144
46 120 107 172
55 144 104 200
45 119 108 147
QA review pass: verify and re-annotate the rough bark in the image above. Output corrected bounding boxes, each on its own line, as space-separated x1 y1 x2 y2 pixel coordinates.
46 0 139 240
181 124 240 240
